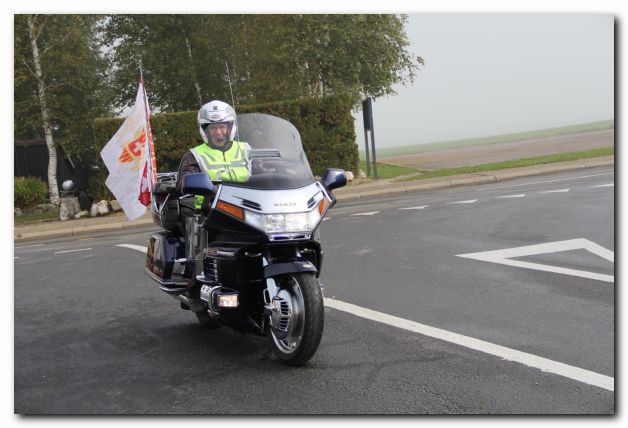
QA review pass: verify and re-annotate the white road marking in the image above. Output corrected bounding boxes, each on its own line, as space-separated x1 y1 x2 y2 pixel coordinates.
539 189 570 193
54 248 92 254
324 298 614 392
351 211 380 216
116 244 148 253
496 194 525 198
477 172 614 191
449 199 477 204
15 243 44 249
118 242 614 391
457 239 614 283
14 257 19 259
399 205 429 210
323 217 331 222
591 183 614 188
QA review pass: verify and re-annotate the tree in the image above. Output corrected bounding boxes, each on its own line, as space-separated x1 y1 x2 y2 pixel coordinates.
102 15 231 113
102 14 422 111
14 15 110 201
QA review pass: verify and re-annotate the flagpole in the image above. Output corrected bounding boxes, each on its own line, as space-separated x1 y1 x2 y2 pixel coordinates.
138 60 156 197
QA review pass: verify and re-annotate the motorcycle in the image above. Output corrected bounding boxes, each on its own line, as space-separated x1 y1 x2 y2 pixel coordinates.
145 113 346 365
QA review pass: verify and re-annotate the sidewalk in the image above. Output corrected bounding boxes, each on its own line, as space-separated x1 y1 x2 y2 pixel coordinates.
14 155 614 242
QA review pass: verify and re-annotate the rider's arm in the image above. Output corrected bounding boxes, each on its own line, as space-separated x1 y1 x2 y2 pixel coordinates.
175 151 201 194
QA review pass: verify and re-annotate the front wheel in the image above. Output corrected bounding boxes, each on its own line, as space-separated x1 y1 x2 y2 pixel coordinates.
267 273 324 365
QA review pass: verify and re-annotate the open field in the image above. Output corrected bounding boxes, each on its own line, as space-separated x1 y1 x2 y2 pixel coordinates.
361 120 614 159
380 128 614 170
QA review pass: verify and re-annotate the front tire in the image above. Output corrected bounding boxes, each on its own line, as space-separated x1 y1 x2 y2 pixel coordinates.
267 273 324 365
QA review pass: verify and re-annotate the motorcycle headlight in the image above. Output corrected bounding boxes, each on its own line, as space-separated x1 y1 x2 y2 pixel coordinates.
244 203 324 234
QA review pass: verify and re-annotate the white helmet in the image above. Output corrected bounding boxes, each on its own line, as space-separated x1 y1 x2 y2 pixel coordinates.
197 100 237 145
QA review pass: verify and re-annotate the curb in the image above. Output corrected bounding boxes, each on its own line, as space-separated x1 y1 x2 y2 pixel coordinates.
334 157 613 202
15 218 155 241
14 156 614 241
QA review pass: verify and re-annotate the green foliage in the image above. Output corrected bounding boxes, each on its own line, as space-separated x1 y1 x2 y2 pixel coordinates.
92 96 358 176
14 15 111 160
14 176 49 209
101 14 420 111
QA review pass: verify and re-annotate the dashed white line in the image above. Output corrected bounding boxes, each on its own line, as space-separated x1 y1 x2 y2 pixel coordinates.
477 172 613 191
15 243 44 249
399 205 429 210
351 211 380 216
539 189 570 194
450 199 478 204
116 244 149 253
54 248 92 254
591 183 614 188
322 218 331 222
496 194 525 199
117 242 614 391
324 298 614 392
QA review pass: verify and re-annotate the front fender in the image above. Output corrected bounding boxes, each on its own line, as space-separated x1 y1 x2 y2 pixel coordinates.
264 259 318 278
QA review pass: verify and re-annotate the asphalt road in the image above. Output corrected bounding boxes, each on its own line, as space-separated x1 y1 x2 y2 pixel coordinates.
14 166 615 414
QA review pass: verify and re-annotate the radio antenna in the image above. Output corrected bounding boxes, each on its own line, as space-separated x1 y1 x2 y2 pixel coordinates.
225 60 240 141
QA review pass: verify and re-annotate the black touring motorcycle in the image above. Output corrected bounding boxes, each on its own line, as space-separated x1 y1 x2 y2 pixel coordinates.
145 113 346 365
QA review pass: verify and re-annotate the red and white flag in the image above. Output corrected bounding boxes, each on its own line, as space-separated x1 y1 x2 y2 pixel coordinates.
100 81 157 221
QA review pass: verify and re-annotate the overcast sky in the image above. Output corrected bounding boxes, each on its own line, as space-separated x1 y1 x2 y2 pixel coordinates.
356 13 614 149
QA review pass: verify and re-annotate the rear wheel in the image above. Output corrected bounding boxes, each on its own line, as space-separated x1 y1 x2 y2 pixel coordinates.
267 273 324 365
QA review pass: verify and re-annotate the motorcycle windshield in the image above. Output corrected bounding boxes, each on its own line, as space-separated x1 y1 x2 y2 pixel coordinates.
230 113 316 190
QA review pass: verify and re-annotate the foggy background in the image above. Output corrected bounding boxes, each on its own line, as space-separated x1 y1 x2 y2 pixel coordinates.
355 14 614 150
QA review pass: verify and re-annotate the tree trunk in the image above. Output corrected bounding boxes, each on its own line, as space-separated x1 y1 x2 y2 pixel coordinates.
27 15 59 205
184 35 203 107
175 17 203 107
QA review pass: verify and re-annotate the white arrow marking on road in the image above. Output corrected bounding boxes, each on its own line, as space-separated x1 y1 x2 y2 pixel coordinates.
539 189 570 194
591 183 614 188
449 199 477 204
399 205 429 210
496 194 525 198
351 211 380 216
116 244 148 253
324 298 614 391
457 238 614 283
117 243 614 392
54 248 92 254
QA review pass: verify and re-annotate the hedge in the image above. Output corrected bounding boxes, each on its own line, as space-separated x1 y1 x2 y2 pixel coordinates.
92 96 359 186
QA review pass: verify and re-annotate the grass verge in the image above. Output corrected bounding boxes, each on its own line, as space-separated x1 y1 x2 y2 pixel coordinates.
14 210 59 225
358 160 418 179
392 147 614 182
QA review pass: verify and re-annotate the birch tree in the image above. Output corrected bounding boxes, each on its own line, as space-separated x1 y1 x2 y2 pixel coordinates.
15 15 110 196
25 15 59 205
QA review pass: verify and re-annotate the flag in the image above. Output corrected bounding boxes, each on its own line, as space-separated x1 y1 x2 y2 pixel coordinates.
100 81 157 221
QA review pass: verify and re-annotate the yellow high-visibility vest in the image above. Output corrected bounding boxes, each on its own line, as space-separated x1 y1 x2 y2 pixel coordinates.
189 141 250 209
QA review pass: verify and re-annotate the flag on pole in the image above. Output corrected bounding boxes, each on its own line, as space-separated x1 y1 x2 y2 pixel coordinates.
100 81 157 221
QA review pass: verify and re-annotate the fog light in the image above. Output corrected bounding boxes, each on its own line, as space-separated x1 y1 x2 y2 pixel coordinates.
216 294 239 308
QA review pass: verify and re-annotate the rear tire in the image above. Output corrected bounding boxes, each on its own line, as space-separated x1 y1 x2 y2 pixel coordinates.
267 273 324 365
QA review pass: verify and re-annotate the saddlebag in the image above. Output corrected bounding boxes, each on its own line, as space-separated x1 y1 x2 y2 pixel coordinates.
145 231 187 288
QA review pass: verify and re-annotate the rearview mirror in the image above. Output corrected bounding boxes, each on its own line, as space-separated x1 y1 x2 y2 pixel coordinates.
321 168 347 192
182 173 214 197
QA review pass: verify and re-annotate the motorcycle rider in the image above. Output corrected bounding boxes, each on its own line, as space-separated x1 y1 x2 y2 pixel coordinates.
176 100 251 209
